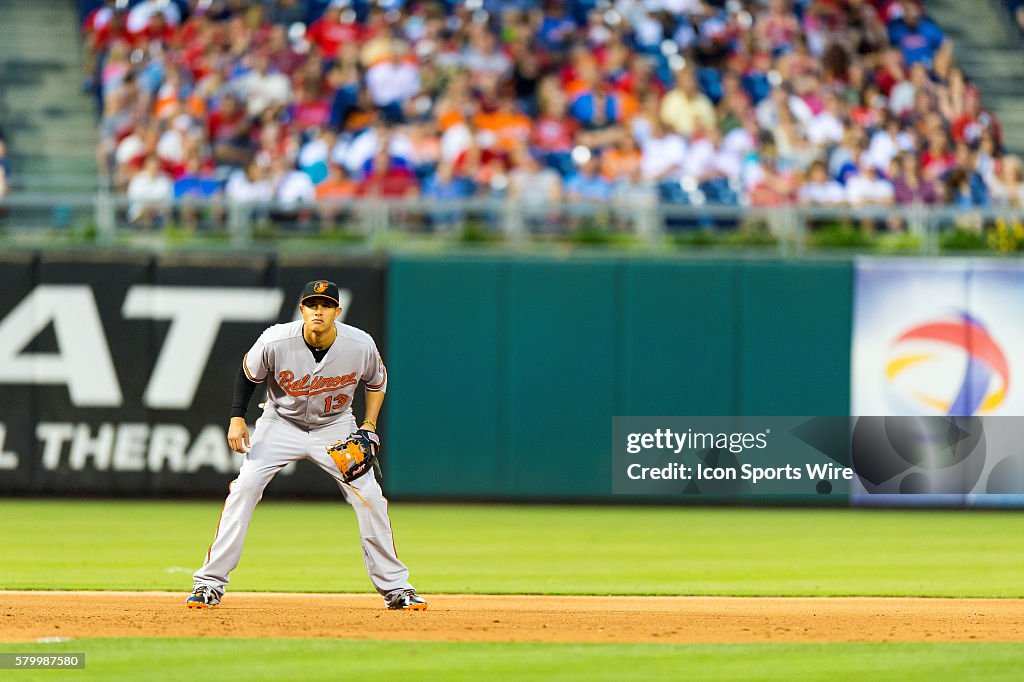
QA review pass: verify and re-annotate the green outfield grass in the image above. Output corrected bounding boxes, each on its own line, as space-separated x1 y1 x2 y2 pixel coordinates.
0 639 1023 682
1 500 1023 596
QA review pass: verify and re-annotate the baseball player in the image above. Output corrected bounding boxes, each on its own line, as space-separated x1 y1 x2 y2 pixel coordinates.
186 279 427 611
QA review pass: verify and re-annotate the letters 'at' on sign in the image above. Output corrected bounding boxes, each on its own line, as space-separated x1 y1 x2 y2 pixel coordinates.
0 285 303 408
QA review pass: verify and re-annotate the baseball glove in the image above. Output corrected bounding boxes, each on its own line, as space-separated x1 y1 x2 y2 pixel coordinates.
326 429 380 483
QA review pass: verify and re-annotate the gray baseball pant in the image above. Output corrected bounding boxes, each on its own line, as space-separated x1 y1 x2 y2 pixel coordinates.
192 412 413 599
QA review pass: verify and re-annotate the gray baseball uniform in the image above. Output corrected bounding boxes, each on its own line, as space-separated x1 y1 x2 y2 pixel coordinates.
192 319 414 600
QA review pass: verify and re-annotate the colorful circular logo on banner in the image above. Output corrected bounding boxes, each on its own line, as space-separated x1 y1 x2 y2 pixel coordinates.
886 313 1009 416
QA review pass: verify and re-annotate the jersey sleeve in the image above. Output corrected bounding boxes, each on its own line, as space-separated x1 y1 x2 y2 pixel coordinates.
242 330 272 383
362 338 388 393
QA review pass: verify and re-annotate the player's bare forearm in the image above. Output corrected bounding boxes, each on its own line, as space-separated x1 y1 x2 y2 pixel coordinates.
362 388 385 431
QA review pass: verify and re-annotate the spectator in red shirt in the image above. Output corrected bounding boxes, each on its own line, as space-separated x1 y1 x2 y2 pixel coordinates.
307 2 361 61
290 82 332 133
265 24 305 77
359 148 419 199
951 86 1003 152
134 9 176 49
920 131 955 180
89 4 135 53
873 47 906 97
208 94 253 166
533 100 575 154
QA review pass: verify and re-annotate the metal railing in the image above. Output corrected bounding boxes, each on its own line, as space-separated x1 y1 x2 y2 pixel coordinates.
1 191 1023 255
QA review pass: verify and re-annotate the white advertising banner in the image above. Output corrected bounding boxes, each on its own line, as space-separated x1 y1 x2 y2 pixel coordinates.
852 258 1024 507
853 258 1020 418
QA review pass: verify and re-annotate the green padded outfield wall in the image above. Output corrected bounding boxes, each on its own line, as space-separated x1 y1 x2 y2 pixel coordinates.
385 256 853 500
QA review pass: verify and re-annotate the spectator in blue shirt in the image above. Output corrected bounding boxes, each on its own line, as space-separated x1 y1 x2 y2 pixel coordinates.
887 1 946 68
174 157 223 231
566 154 613 202
569 83 632 129
422 160 476 230
174 161 222 200
537 2 578 53
944 143 990 207
422 160 476 201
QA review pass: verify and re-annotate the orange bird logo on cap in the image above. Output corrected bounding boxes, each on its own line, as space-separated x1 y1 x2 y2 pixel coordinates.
313 281 328 293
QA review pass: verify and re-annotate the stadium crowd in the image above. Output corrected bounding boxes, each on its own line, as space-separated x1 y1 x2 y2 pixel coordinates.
80 0 1024 229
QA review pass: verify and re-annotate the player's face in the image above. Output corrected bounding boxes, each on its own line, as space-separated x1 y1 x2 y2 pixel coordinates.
300 298 341 333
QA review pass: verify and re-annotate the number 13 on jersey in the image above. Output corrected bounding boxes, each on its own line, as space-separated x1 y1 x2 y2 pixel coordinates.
324 394 348 413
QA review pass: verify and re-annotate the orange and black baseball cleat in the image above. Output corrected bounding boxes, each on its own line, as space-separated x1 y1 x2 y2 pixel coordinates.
385 588 428 611
185 585 221 609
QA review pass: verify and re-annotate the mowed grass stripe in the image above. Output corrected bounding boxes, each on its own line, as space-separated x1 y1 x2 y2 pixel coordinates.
1 639 1024 682
1 501 1023 597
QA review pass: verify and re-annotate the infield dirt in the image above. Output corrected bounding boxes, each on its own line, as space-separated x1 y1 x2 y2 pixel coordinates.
2 592 1023 644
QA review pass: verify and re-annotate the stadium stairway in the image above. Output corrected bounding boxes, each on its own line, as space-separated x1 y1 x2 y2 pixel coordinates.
925 0 1024 154
0 0 98 192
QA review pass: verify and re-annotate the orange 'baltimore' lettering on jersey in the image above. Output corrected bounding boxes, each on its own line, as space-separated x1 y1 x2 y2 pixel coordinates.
278 370 360 396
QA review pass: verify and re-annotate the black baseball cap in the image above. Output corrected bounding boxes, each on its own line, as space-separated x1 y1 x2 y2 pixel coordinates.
299 280 341 307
